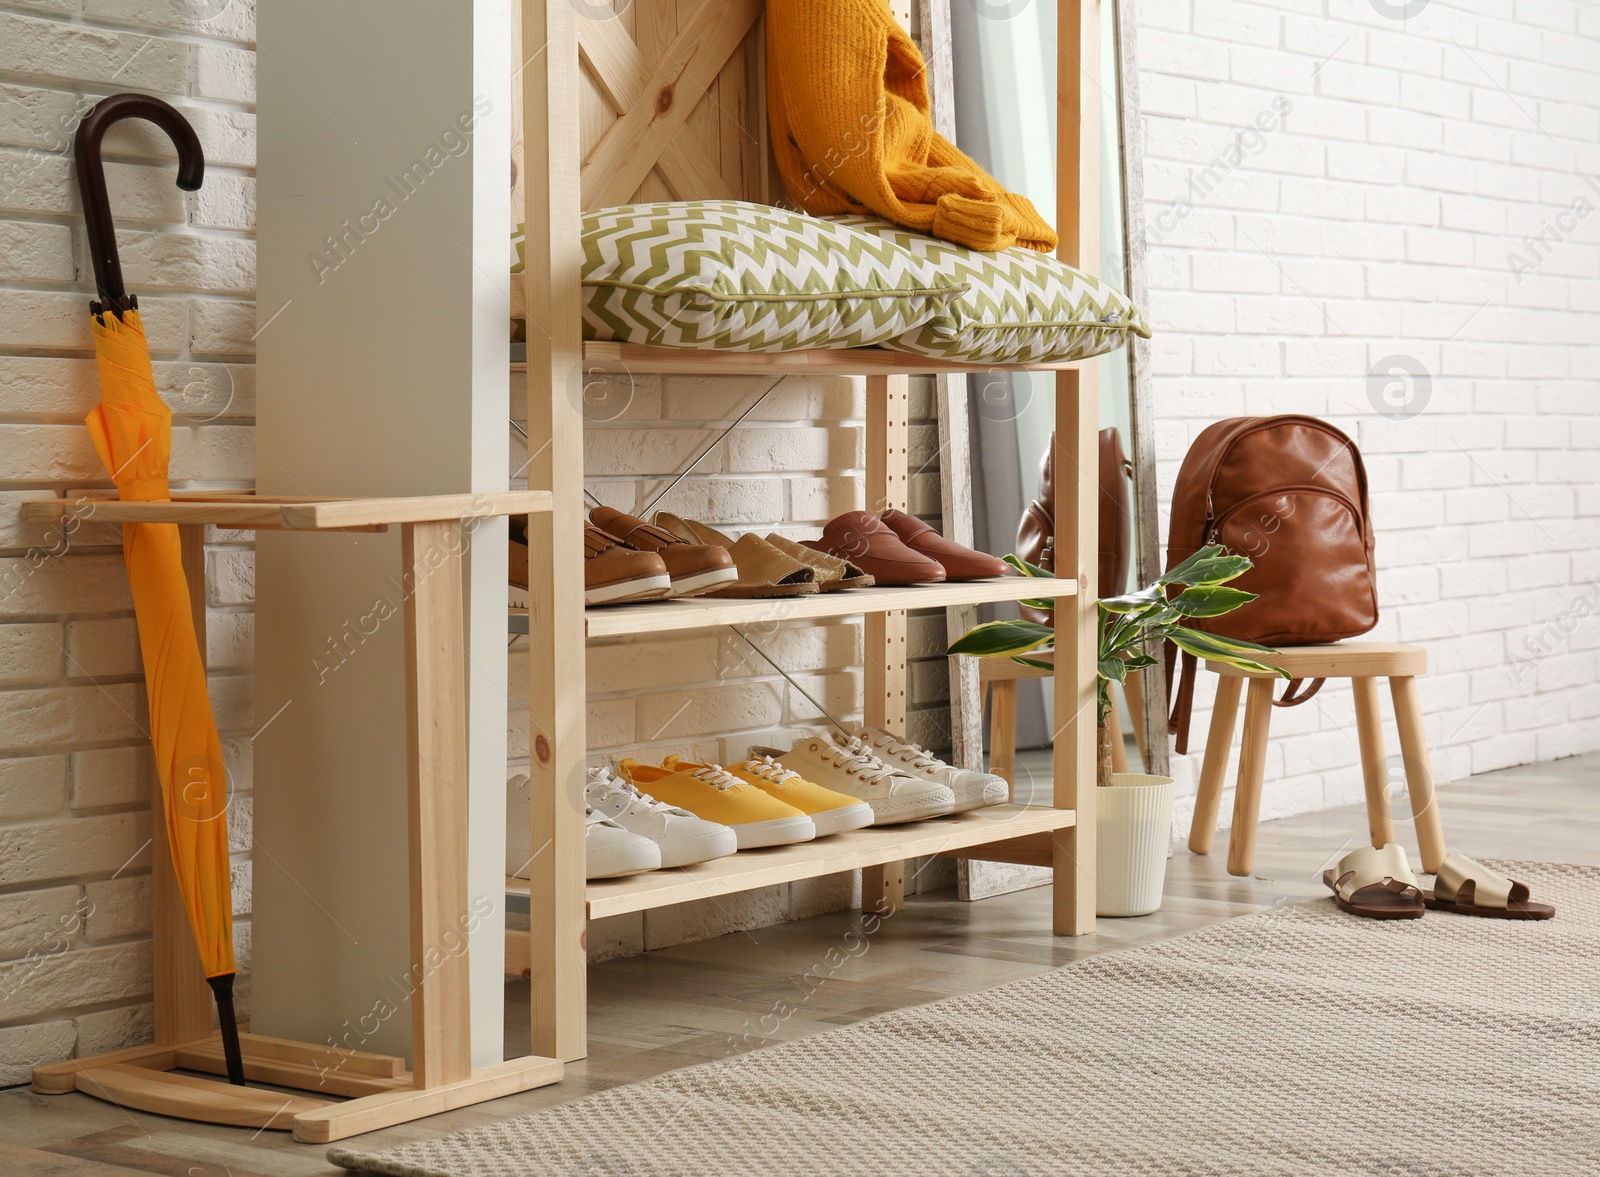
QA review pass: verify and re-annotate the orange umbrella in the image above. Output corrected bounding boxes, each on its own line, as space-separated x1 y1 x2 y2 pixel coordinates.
76 95 243 1086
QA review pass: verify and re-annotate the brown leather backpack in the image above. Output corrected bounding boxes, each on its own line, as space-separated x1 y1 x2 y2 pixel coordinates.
1016 427 1132 625
1165 415 1378 752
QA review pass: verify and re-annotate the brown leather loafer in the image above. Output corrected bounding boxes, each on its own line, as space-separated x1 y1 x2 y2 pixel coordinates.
878 508 1009 581
809 511 945 586
584 526 672 605
589 506 738 598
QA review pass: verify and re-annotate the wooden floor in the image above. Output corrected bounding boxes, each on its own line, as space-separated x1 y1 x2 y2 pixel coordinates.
2 753 1593 1176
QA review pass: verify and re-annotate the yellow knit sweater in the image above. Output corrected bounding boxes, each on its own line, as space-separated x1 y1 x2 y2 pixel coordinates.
767 0 1057 253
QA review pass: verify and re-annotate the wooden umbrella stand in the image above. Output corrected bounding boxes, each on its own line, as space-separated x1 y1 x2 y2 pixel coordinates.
25 490 562 1144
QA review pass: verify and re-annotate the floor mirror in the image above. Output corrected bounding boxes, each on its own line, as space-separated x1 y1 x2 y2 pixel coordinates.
937 0 1168 900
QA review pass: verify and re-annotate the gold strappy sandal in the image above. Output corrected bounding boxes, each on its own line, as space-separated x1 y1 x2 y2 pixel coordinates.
1424 855 1554 921
1322 843 1425 920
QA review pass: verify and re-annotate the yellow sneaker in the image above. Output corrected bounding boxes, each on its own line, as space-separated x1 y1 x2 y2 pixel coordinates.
726 754 875 837
619 758 816 850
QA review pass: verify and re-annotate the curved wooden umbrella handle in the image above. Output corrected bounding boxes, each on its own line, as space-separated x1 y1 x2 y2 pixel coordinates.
74 93 204 316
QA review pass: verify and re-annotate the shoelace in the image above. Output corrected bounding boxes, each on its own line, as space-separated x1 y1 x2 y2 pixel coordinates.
738 754 799 785
689 764 744 791
588 767 683 818
868 732 943 773
826 737 900 784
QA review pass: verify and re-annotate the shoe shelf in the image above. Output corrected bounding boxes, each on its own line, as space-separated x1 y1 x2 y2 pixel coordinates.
505 802 1075 923
512 345 1086 378
508 575 1078 639
510 0 1103 1065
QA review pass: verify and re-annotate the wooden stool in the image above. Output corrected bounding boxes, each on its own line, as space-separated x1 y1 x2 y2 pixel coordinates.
980 652 1146 789
1188 641 1446 878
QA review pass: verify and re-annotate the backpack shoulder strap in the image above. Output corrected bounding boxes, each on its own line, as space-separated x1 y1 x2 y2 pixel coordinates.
1273 678 1325 707
1165 643 1198 755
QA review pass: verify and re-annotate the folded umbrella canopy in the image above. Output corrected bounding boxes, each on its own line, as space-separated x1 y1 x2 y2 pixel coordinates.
75 94 244 1086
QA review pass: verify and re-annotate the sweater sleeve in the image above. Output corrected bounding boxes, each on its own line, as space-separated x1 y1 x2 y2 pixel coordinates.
767 0 1058 253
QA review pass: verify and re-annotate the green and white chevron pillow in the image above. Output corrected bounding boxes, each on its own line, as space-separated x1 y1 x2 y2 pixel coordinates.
831 216 1152 364
571 201 966 352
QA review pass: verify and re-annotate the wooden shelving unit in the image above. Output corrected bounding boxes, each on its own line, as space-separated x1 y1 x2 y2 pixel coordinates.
516 0 1104 1067
28 0 1111 1144
26 493 562 1142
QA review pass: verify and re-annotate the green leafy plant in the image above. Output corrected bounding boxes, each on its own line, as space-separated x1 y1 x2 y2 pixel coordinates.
948 546 1290 787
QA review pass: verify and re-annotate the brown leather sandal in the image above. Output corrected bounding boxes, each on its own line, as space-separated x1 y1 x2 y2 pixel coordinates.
1423 854 1554 920
1322 843 1425 920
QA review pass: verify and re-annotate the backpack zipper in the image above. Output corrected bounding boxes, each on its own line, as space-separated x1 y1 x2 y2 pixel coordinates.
1210 486 1363 546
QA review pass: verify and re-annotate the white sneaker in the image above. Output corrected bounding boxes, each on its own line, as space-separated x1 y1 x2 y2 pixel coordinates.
585 765 737 868
583 806 662 879
857 729 1008 813
752 734 955 825
507 774 661 880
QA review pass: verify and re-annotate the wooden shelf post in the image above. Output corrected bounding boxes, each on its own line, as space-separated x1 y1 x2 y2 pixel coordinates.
863 374 911 913
521 0 590 1063
401 521 474 1088
1052 0 1102 936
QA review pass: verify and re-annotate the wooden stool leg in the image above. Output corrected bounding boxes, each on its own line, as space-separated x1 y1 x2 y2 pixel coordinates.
1109 684 1129 774
1390 675 1446 872
1189 674 1243 856
989 679 1018 796
1123 669 1148 768
1351 677 1397 849
1226 678 1274 877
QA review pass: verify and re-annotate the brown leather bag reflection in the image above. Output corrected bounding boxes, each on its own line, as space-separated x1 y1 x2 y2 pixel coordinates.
1015 427 1133 626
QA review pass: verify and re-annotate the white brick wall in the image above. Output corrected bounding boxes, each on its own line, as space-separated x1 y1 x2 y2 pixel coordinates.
0 0 255 1078
1137 0 1600 831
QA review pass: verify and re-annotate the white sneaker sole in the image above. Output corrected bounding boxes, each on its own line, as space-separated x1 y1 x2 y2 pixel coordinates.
587 843 662 879
866 788 957 825
585 573 673 606
807 801 875 837
656 828 739 868
669 566 741 598
732 814 817 849
947 778 1009 813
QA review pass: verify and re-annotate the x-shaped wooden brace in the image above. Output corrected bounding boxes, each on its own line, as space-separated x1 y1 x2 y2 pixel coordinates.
578 0 763 209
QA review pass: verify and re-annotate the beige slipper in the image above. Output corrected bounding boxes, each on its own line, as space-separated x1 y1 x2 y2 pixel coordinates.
765 534 874 590
1322 843 1424 920
1424 854 1554 920
654 513 818 598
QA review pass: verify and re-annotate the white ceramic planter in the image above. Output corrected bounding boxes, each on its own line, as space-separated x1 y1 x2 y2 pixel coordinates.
1096 773 1177 917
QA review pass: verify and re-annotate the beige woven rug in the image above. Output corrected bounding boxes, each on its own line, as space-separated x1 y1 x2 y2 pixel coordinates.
331 861 1600 1176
